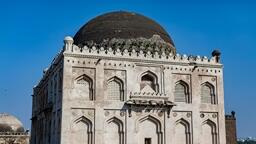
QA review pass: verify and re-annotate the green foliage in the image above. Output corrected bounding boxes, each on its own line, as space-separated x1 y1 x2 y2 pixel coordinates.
238 140 256 144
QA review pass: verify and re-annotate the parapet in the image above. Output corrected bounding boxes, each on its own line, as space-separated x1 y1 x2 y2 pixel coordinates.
63 36 222 67
225 111 236 120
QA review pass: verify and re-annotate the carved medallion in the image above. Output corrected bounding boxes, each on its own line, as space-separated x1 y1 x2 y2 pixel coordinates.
158 112 164 117
121 71 125 76
136 111 142 116
200 113 205 118
120 111 125 117
104 111 110 116
173 112 177 117
186 112 191 118
212 113 217 118
88 111 93 116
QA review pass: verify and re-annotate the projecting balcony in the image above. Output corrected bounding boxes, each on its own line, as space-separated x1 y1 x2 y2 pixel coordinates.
125 92 176 118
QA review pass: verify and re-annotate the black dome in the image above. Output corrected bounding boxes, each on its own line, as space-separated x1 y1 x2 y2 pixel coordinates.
74 11 174 47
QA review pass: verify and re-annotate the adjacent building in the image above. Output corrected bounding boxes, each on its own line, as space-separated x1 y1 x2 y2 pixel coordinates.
225 111 237 144
0 113 29 144
31 11 227 144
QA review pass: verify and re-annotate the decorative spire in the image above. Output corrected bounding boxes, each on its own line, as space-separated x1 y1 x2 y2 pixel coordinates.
212 49 221 63
64 36 74 52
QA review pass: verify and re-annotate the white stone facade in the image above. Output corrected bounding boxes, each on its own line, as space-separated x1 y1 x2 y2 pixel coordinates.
31 34 226 144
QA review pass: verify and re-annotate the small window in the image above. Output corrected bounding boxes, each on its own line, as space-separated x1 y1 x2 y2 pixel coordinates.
140 71 158 92
145 138 151 144
141 74 155 91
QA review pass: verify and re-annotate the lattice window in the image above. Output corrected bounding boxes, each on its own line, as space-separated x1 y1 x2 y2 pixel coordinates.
107 77 124 101
174 81 189 103
201 83 216 104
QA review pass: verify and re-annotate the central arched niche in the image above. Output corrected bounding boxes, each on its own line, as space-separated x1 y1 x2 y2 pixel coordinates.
140 71 159 93
137 115 162 144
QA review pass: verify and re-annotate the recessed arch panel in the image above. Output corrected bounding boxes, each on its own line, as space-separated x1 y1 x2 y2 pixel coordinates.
201 82 216 104
174 80 190 103
107 76 124 101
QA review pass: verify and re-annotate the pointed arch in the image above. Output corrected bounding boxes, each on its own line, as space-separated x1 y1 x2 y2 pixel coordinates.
201 82 216 104
105 117 124 144
202 119 217 134
174 80 190 103
107 76 124 101
202 119 218 144
138 115 162 132
106 117 124 132
75 74 94 100
140 71 159 92
175 118 191 144
72 116 93 144
137 115 163 144
73 116 93 133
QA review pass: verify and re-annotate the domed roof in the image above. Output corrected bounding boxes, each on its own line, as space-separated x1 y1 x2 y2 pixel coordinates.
0 113 24 132
73 11 174 47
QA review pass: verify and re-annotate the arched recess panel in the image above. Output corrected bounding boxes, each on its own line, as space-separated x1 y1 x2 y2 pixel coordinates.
107 77 124 101
175 119 191 144
174 81 190 103
201 82 216 104
104 117 124 144
201 120 218 144
71 116 93 144
75 74 94 100
137 115 162 144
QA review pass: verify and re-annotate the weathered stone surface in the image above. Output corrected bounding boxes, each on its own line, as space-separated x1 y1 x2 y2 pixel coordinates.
30 11 226 144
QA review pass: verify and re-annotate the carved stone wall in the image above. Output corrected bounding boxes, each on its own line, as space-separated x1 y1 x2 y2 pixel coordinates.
31 36 226 144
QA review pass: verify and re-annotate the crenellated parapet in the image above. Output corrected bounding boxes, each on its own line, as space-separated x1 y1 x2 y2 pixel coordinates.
63 36 222 66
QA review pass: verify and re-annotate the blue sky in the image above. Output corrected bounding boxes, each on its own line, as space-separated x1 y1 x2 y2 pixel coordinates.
0 0 255 138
